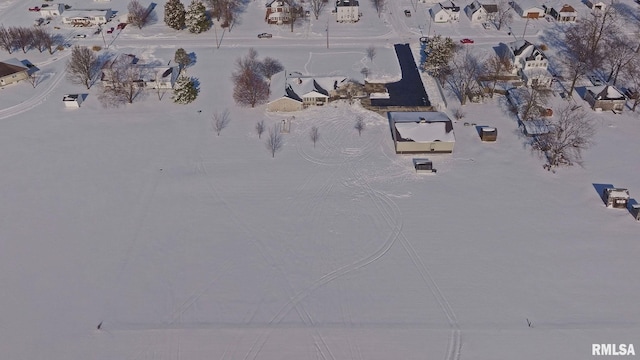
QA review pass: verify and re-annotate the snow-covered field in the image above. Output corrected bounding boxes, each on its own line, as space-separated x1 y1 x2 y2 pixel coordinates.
1 0 639 359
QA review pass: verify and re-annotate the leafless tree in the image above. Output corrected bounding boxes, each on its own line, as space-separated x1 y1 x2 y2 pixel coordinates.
255 119 265 138
493 0 512 31
310 0 326 20
366 45 376 62
266 124 283 157
602 34 636 85
310 125 319 147
623 57 640 111
371 0 386 18
260 57 284 81
354 116 365 136
12 27 33 53
0 26 13 54
285 0 303 33
453 108 466 120
99 55 144 106
26 71 38 88
206 0 240 27
127 0 149 29
31 27 50 53
232 49 270 107
66 46 98 89
449 48 483 105
212 109 231 136
531 105 595 170
483 52 512 98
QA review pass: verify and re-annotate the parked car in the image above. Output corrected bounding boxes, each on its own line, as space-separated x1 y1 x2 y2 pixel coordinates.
257 32 273 38
74 34 87 38
106 27 114 34
460 38 474 44
117 22 127 30
404 9 411 17
94 28 102 35
28 6 40 11
588 75 604 86
34 18 44 26
419 36 428 44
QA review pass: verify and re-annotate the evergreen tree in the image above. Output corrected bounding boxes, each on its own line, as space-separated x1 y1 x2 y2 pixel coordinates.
172 75 199 104
185 1 210 34
174 48 190 69
164 0 186 30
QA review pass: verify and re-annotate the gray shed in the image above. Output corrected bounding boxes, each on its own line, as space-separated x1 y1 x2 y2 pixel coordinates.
632 204 640 221
413 158 437 173
480 127 497 141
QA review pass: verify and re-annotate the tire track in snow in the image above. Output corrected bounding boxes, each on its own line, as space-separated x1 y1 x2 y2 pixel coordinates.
0 67 66 120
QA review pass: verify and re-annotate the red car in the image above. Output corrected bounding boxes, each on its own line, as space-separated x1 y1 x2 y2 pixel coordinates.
117 23 127 30
28 6 40 11
106 27 114 34
460 38 474 44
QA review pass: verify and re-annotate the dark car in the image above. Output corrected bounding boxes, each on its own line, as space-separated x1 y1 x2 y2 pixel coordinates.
404 10 411 17
117 22 127 30
258 33 273 38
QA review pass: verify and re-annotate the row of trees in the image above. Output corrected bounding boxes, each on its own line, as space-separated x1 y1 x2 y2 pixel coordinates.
0 26 57 54
232 48 283 107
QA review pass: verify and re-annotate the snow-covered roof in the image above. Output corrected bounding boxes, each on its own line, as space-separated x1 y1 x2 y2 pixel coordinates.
390 112 455 143
269 71 348 102
513 0 543 10
509 40 547 62
606 188 629 199
587 85 625 101
336 0 359 7
521 119 553 135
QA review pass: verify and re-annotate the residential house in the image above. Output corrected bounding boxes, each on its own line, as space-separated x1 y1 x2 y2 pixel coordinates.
430 1 461 23
101 54 179 90
0 58 30 86
389 111 455 154
547 4 577 22
519 119 553 136
267 71 351 112
507 40 552 87
40 3 65 17
510 0 544 18
335 0 359 22
464 0 497 22
265 0 291 24
583 85 626 112
62 8 112 25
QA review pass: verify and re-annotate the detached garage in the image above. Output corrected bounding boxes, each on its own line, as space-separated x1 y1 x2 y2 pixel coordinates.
389 112 455 154
511 0 544 18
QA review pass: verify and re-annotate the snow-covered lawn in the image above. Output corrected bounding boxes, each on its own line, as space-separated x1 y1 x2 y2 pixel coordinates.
0 0 639 359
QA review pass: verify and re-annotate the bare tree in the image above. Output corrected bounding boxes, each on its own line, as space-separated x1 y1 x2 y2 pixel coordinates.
366 45 376 62
212 109 231 136
25 71 38 88
623 57 640 112
494 0 513 31
602 34 636 85
354 116 365 136
531 105 595 170
360 67 370 79
12 27 33 53
260 57 284 81
174 48 191 71
371 0 386 18
285 0 303 33
0 26 14 54
310 125 319 147
127 0 149 29
266 124 283 157
99 55 144 106
66 45 98 89
255 119 265 138
310 0 326 20
515 85 551 121
232 49 270 107
31 27 50 53
483 52 512 98
449 48 483 105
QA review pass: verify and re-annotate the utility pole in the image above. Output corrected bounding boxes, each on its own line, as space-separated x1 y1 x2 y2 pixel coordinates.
522 17 530 38
326 20 329 49
214 22 219 49
99 24 107 49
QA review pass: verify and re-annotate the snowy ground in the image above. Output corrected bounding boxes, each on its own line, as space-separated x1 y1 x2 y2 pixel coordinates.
1 0 639 359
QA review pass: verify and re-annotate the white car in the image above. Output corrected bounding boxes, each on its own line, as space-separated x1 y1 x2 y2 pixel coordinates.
74 34 87 38
588 75 604 86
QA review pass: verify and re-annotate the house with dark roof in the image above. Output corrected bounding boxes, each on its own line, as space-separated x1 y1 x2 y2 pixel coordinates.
583 85 626 112
464 1 497 22
0 58 30 86
267 71 351 112
430 1 461 23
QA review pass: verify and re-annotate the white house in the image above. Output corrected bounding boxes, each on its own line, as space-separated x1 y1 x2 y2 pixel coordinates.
511 0 544 18
586 0 606 11
62 8 112 25
430 1 461 23
335 0 359 22
267 71 350 112
549 4 577 22
0 58 30 86
40 3 65 17
265 0 290 24
389 112 455 154
507 40 552 86
464 0 487 22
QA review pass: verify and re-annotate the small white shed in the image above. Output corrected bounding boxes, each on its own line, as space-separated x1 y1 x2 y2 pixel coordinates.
63 94 83 108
